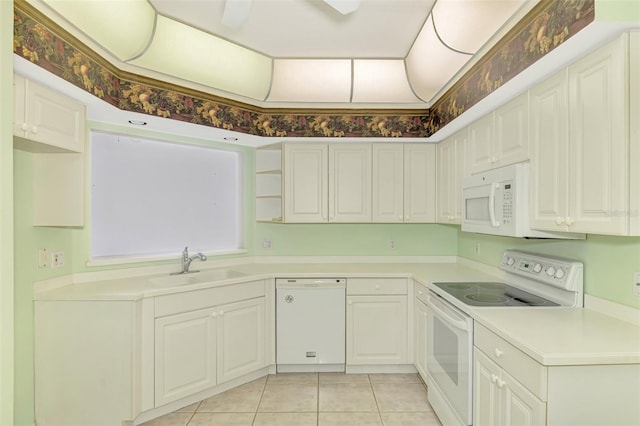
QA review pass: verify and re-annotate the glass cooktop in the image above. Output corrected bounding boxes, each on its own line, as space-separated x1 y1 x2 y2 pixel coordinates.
432 281 559 307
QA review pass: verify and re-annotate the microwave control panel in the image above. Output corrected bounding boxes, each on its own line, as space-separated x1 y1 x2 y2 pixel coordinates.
502 183 513 224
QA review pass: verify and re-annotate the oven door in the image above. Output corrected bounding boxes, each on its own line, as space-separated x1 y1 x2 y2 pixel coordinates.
427 291 473 426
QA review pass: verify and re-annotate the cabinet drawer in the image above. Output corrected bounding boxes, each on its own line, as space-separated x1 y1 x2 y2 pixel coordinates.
155 280 265 318
474 323 548 400
414 281 429 305
347 278 407 295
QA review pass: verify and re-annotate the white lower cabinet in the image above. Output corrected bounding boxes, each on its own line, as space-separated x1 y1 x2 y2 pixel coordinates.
474 322 640 426
217 298 266 384
474 348 546 426
155 307 218 406
413 282 429 381
346 278 408 365
155 297 265 406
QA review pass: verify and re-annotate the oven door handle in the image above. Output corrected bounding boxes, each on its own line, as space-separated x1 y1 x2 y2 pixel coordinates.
429 294 470 331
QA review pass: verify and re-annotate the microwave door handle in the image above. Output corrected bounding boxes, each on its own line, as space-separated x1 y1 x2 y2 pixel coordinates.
489 183 500 227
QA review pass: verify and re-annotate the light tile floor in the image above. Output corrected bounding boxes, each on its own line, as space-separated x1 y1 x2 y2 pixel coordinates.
142 373 442 426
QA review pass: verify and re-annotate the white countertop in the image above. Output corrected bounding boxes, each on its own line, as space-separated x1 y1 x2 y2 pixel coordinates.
472 307 640 366
33 258 640 367
32 260 501 301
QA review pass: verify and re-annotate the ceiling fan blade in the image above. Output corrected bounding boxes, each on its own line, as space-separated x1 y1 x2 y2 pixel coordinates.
323 0 360 15
223 0 252 28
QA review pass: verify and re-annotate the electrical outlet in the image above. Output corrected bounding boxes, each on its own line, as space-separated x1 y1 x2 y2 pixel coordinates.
51 251 65 268
262 239 272 250
389 240 396 250
38 248 48 268
634 272 640 296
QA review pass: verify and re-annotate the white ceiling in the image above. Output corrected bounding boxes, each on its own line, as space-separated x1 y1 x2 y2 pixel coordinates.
150 0 436 58
35 0 533 107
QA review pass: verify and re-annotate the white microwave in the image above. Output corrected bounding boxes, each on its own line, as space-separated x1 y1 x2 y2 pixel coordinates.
461 163 584 239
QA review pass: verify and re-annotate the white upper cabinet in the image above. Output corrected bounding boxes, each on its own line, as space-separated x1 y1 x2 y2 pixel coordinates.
494 93 529 167
13 74 85 153
529 69 570 232
404 144 436 223
568 34 629 235
630 31 639 235
277 142 436 224
372 144 404 223
468 113 494 174
469 93 529 174
437 129 469 224
283 143 329 223
531 33 634 236
329 144 372 222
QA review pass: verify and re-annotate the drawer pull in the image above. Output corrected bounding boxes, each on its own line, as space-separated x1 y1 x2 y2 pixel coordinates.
494 348 504 358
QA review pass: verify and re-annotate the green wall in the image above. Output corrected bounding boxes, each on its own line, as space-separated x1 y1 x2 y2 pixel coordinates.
1 1 14 424
253 223 457 257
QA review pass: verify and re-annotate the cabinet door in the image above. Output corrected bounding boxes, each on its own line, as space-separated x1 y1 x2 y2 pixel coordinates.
468 113 495 174
436 137 455 223
501 369 546 426
453 130 470 222
372 143 404 223
283 143 328 222
329 144 372 222
404 144 436 223
21 77 85 152
155 308 217 406
569 35 629 235
529 70 570 232
217 298 265 384
494 93 529 168
474 348 501 426
346 295 407 365
13 74 27 136
414 298 428 381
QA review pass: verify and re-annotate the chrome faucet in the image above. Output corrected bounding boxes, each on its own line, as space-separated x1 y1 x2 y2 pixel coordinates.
171 246 207 275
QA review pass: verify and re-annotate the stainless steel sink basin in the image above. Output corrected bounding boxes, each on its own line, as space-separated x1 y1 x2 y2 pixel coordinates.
150 269 247 286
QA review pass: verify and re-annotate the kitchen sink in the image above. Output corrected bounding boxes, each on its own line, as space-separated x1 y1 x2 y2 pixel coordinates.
150 269 247 286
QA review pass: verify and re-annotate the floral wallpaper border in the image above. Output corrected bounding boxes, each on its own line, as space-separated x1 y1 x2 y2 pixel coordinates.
13 0 593 139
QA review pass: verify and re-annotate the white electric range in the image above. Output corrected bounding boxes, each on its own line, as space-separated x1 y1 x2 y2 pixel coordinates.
425 250 584 426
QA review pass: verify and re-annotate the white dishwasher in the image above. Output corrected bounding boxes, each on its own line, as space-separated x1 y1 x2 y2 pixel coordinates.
276 278 346 373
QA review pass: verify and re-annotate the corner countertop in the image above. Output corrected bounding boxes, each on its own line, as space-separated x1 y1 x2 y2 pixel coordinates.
32 259 501 301
472 307 640 366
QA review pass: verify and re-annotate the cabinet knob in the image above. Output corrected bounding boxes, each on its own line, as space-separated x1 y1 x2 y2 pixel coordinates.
405 215 410 220
211 312 217 318
494 348 504 358
375 285 380 290
398 215 402 220
219 311 225 316
555 217 564 225
496 378 505 388
21 123 29 131
565 216 574 226
348 300 353 305
418 290 423 295
31 126 38 134
490 374 499 384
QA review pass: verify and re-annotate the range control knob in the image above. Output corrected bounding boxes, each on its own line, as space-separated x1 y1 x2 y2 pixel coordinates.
506 256 515 266
555 268 566 279
546 266 556 277
533 263 543 273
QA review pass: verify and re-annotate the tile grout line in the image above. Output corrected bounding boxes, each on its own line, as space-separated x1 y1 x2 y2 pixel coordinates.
251 376 269 425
